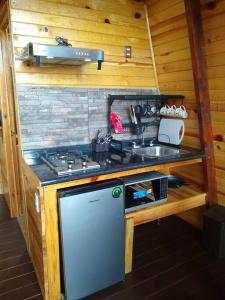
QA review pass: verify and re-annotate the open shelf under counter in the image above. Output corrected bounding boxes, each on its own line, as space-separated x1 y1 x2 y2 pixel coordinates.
125 183 206 226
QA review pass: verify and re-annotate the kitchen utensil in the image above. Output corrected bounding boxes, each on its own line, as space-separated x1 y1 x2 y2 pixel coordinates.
128 106 134 123
158 118 185 145
150 105 157 114
134 105 143 122
143 104 149 117
145 104 153 117
131 105 137 124
110 112 124 134
96 129 102 143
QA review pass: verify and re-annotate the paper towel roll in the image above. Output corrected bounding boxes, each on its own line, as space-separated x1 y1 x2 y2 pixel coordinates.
158 119 185 145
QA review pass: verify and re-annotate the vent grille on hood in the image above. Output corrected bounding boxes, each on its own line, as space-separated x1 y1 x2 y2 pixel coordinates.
19 43 104 70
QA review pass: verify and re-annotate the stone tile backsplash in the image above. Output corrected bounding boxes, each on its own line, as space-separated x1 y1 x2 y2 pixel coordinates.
18 87 159 149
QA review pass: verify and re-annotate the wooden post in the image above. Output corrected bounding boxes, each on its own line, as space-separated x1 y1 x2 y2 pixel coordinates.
125 217 134 274
184 0 217 206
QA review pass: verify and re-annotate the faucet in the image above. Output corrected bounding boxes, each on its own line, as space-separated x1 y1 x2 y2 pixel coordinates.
131 141 141 149
149 138 157 146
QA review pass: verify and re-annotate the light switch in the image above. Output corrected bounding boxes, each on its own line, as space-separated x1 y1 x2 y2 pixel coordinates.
124 46 132 58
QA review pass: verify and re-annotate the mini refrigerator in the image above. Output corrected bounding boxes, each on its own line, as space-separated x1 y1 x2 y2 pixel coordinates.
58 180 125 300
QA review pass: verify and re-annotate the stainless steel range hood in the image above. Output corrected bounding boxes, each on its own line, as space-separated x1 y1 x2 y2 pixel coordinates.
19 43 104 70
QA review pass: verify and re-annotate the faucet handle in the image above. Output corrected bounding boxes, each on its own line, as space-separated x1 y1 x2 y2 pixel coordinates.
149 138 157 146
131 141 141 149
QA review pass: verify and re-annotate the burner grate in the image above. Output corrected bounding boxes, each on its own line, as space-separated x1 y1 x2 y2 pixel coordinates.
41 150 100 176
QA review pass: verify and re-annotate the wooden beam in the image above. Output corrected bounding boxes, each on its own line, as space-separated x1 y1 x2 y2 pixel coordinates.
184 0 217 206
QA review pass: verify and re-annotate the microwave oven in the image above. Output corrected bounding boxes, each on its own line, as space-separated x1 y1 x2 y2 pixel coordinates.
122 171 168 213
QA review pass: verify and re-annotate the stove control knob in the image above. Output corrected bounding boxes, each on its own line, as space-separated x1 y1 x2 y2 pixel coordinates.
106 158 112 164
82 161 87 168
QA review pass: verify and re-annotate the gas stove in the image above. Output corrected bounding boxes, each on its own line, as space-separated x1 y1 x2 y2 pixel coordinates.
40 150 101 176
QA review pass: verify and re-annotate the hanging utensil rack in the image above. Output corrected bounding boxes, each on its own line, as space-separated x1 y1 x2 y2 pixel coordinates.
107 94 185 133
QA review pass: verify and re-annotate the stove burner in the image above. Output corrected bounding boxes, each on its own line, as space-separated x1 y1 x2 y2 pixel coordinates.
82 161 87 168
41 150 101 176
67 159 75 164
58 154 68 160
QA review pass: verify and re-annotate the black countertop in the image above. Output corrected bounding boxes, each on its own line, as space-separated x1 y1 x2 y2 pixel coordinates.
23 143 205 186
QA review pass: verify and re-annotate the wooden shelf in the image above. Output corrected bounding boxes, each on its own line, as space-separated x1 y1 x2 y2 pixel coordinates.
125 183 206 273
125 184 206 226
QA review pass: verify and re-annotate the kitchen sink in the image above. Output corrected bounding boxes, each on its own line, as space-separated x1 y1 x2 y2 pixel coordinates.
127 145 188 158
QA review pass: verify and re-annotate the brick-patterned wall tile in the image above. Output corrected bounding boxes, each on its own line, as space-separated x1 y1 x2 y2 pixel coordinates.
18 87 159 149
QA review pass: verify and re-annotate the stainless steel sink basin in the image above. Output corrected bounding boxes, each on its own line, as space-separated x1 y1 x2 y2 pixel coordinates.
127 145 187 158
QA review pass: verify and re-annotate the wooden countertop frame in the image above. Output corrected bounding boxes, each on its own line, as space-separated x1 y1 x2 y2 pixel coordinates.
22 157 205 300
42 158 203 191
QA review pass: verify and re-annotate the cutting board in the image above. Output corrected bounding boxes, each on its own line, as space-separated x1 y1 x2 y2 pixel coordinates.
158 118 185 145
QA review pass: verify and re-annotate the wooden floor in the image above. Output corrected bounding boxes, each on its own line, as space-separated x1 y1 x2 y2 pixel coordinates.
87 217 225 300
1 197 225 300
0 196 42 300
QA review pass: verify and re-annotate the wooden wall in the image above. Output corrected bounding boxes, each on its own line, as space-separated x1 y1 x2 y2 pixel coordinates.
147 0 225 206
146 0 200 149
201 0 225 205
10 0 157 88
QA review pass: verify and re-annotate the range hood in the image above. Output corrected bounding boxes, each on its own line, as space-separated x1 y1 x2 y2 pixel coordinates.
19 43 104 70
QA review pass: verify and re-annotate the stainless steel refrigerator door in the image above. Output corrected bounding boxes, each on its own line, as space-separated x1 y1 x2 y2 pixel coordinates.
59 184 125 300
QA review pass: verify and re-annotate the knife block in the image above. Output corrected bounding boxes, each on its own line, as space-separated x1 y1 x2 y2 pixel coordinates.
92 140 109 152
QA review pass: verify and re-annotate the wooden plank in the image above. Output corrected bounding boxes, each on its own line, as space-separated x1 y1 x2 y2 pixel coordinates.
154 36 190 56
150 2 185 26
12 22 150 49
15 73 156 87
146 0 183 17
150 14 187 37
158 80 195 91
11 0 147 29
125 217 134 274
184 0 217 205
207 52 225 67
11 9 148 40
158 74 194 85
204 23 225 45
155 48 191 64
125 185 206 225
42 189 60 300
44 0 145 18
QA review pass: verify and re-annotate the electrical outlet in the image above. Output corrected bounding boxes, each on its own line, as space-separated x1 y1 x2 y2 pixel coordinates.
124 46 132 58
